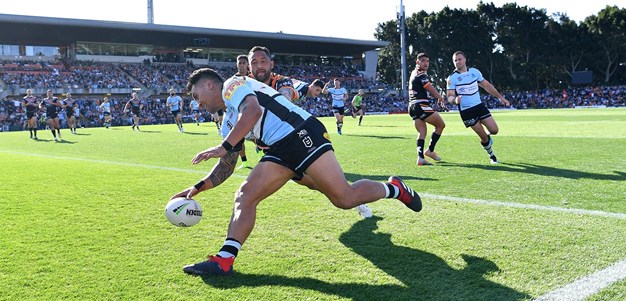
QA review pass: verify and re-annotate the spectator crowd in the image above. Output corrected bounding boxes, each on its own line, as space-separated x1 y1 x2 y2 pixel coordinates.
1 59 624 132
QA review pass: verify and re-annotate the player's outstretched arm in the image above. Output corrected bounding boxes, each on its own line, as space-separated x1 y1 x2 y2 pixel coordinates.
171 150 240 200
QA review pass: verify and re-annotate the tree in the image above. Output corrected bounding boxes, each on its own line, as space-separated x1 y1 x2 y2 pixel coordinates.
584 5 626 83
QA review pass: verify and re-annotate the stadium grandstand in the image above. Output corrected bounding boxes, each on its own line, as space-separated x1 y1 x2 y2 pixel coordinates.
0 13 391 131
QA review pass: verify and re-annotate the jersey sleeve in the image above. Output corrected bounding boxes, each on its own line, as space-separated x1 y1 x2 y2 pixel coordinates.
418 73 431 87
446 75 455 91
472 68 484 82
223 77 255 111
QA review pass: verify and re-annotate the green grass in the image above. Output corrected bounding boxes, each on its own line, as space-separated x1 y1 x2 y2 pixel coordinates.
1 108 625 300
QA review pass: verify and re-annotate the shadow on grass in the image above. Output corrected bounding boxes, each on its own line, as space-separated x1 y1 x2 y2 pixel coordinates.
136 130 161 133
73 132 91 136
201 217 530 300
55 139 76 144
341 133 407 140
344 172 435 182
439 161 626 181
183 132 209 136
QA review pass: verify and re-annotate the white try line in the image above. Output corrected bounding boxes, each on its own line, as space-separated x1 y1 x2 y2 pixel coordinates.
534 259 626 301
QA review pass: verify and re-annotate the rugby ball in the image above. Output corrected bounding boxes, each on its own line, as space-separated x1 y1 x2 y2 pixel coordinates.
165 197 203 227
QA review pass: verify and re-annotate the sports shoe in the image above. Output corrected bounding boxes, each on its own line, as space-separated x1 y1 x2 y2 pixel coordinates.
417 158 433 166
337 129 342 135
54 137 58 141
183 255 234 276
388 176 422 212
490 155 499 164
355 204 373 218
424 150 441 161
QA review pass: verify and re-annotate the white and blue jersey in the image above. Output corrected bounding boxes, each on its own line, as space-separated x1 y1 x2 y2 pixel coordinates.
100 101 111 113
167 95 182 111
220 76 311 147
327 87 347 107
190 99 200 111
446 68 484 110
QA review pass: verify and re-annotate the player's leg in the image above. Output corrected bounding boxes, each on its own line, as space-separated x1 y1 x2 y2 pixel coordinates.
183 161 294 276
480 116 499 136
357 109 364 126
238 143 248 169
54 117 61 139
470 122 497 163
334 111 342 135
305 151 422 212
177 113 184 132
424 112 445 161
294 174 372 218
413 118 431 166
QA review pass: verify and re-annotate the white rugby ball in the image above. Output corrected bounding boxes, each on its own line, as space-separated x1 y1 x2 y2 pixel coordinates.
165 197 203 227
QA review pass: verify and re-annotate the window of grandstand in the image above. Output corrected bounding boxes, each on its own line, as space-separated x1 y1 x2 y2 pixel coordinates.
1 45 57 56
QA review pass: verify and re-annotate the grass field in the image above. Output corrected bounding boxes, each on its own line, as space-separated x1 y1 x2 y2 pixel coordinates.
1 108 625 300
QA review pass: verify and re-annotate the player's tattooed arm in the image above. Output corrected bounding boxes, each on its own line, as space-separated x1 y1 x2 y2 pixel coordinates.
206 150 239 188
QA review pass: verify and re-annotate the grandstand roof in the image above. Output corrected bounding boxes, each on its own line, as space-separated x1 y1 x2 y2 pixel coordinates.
0 14 388 57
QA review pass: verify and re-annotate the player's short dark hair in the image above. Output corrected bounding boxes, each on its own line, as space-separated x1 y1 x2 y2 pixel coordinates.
236 54 248 62
311 79 325 89
186 68 224 92
453 51 466 58
416 53 429 61
248 46 272 60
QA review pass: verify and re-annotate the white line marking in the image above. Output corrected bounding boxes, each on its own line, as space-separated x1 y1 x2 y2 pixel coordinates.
534 259 626 301
422 193 626 220
0 150 208 175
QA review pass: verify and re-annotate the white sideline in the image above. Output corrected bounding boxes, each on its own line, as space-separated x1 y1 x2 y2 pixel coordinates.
3 149 626 299
421 193 626 220
534 259 626 301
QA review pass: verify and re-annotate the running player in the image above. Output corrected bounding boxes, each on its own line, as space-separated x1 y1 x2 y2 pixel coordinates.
189 98 200 126
100 97 112 128
410 53 447 166
62 92 78 134
171 68 422 276
40 89 63 141
322 78 349 135
124 92 143 131
167 88 184 132
233 54 251 169
22 88 39 139
351 89 366 126
446 51 510 164
247 47 372 218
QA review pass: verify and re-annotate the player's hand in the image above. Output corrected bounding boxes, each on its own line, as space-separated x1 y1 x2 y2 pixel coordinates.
501 98 510 107
191 145 227 164
170 186 200 200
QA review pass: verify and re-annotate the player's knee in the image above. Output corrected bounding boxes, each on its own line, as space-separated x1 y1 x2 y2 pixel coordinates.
327 193 356 209
490 127 499 135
